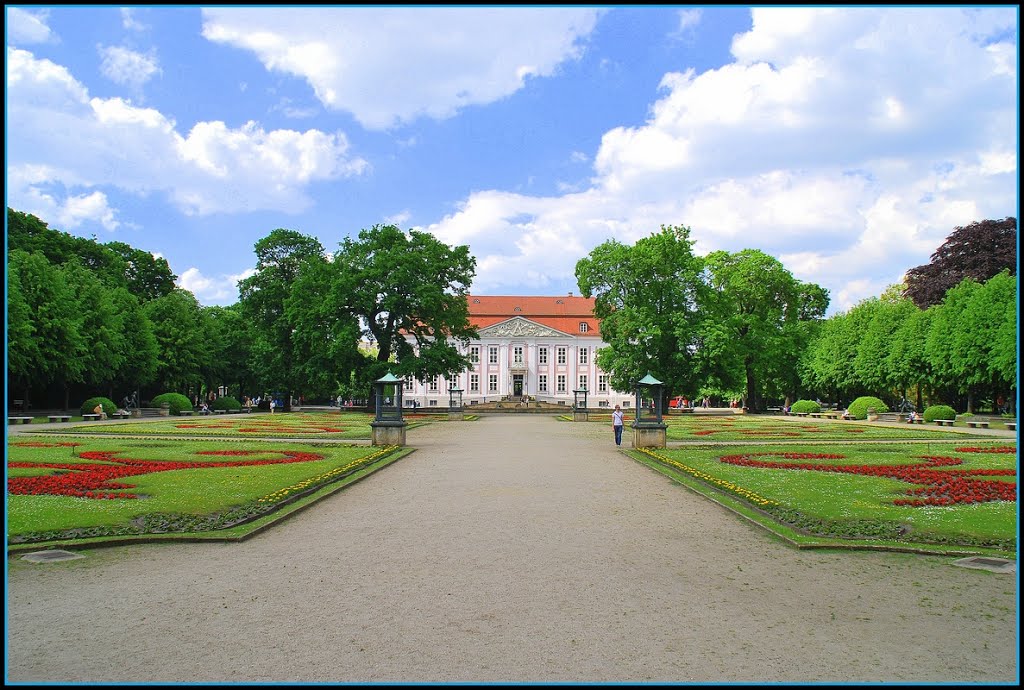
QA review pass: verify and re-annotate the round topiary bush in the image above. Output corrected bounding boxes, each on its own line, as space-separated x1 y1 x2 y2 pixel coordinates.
790 399 821 414
80 396 116 416
923 404 958 423
210 396 241 412
151 392 193 415
846 396 889 420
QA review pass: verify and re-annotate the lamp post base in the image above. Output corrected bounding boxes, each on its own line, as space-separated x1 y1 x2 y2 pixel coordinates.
371 421 407 446
632 424 667 448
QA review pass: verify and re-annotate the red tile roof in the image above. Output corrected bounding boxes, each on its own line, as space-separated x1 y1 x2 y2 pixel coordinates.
467 295 600 336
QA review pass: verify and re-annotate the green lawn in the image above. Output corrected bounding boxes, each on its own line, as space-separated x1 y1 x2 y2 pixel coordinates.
629 441 1016 557
7 435 409 549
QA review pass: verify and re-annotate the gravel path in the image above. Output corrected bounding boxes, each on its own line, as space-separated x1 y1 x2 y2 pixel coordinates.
5 415 1018 683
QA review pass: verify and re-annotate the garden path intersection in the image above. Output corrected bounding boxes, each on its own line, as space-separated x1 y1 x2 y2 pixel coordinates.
5 414 1019 684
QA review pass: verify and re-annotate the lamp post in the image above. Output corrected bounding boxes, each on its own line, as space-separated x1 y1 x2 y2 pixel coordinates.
632 372 667 448
573 384 588 422
448 384 464 421
371 371 407 446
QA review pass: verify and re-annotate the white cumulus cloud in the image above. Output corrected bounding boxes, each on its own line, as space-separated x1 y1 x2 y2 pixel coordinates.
200 6 603 130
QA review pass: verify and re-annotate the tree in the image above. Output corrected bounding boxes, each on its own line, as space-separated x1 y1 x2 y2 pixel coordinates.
238 229 327 405
109 287 159 398
924 278 981 411
199 304 257 400
576 225 708 402
6 250 85 408
329 224 478 385
904 217 1016 308
62 258 126 399
703 249 828 410
104 241 177 301
952 271 1017 412
143 289 207 395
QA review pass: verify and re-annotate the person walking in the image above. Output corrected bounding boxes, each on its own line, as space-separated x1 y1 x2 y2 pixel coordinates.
612 404 624 446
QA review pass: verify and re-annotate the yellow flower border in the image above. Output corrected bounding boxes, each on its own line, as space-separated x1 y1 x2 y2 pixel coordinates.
258 446 398 504
635 447 778 508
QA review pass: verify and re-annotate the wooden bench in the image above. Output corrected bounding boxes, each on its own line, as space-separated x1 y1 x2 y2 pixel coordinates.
823 412 839 419
178 410 195 416
47 415 71 423
111 412 131 419
934 419 955 427
213 409 228 414
965 420 990 429
81 414 101 421
8 416 33 425
1005 422 1016 431
909 418 924 424
809 413 823 418
794 412 809 417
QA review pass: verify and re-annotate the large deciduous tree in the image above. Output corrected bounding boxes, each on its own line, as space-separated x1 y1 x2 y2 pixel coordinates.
904 217 1016 309
328 224 478 385
703 249 828 410
576 225 708 402
238 229 327 405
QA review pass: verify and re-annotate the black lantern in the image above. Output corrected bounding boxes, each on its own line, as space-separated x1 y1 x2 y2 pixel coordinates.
448 384 463 411
573 384 589 421
373 371 404 423
634 372 664 425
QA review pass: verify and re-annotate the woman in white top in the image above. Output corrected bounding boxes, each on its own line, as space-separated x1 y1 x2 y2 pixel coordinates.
612 405 625 446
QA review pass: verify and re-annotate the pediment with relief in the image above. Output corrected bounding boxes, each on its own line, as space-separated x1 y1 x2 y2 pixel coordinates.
478 317 569 339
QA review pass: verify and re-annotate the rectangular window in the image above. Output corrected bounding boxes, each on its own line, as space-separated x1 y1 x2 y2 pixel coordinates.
489 346 498 364
579 322 589 333
598 375 608 393
513 346 524 363
428 399 437 407
470 374 479 392
557 347 567 365
557 375 566 393
404 378 414 391
470 346 480 363
538 375 548 393
428 376 439 392
578 348 588 365
539 347 548 365
489 374 498 393
579 375 588 391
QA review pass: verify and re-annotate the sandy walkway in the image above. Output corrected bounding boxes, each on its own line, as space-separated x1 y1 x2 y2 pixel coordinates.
5 415 1018 683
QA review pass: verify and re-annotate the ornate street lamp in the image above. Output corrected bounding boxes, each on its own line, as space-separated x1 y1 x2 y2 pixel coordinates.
632 372 667 448
371 371 406 446
573 384 589 421
448 384 464 421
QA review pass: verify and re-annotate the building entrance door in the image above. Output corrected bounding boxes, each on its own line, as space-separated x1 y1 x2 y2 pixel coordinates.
513 375 524 397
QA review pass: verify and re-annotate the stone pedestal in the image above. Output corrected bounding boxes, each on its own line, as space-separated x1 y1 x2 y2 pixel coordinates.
371 421 407 446
159 403 170 416
573 411 589 422
632 423 667 449
448 411 464 421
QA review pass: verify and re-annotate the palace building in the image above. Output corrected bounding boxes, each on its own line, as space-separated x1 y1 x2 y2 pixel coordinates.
402 294 630 408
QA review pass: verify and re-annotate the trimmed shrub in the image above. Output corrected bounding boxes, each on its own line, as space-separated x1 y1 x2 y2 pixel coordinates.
80 396 116 417
790 399 821 414
846 396 888 420
210 396 241 411
151 393 193 415
923 404 958 423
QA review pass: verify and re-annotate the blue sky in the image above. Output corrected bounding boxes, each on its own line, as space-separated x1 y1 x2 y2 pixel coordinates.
5 6 1018 315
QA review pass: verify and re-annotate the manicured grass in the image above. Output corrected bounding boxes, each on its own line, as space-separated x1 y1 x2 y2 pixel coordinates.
7 435 409 548
569 413 987 440
628 441 1016 557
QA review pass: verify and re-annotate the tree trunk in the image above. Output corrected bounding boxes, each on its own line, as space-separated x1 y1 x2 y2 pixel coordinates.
744 357 758 412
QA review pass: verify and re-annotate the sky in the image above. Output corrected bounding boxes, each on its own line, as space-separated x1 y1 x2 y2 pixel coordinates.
5 5 1019 316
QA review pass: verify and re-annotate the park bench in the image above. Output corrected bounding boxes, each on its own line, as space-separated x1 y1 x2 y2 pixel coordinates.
965 420 989 429
794 412 809 417
213 409 228 414
823 412 839 419
1005 422 1016 431
908 418 924 424
934 419 955 427
111 412 131 419
809 413 823 418
8 416 33 425
47 415 71 423
81 414 101 421
178 410 195 416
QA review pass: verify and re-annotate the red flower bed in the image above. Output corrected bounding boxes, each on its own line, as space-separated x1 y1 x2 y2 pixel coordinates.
8 448 324 499
719 452 1016 506
955 446 1016 454
11 441 81 448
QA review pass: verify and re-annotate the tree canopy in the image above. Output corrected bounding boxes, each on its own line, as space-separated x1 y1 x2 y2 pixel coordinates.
903 217 1016 308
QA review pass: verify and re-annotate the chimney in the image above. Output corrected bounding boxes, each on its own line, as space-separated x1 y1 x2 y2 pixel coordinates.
568 291 573 297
